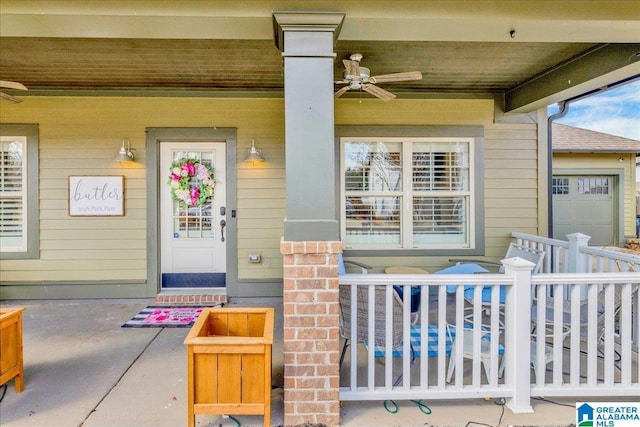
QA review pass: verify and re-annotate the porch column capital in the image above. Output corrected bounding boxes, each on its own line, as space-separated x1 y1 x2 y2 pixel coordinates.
272 11 345 51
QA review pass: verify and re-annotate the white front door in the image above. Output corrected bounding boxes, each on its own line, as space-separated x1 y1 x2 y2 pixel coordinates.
160 142 227 289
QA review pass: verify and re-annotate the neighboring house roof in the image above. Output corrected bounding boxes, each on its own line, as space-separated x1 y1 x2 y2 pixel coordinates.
552 123 640 153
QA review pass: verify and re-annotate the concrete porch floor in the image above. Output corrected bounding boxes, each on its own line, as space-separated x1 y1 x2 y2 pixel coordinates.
0 298 601 426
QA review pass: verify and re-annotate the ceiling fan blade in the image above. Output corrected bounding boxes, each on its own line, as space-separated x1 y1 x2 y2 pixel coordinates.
0 91 22 103
334 86 350 99
370 71 422 84
0 80 28 91
342 59 360 77
362 84 396 101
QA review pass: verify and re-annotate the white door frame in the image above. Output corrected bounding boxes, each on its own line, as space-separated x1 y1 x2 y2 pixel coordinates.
145 127 238 297
160 142 227 288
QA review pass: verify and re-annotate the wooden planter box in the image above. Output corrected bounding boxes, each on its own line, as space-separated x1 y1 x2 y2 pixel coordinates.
0 307 26 392
184 307 274 427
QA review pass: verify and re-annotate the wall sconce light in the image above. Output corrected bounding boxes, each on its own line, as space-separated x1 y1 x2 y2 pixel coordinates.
245 139 264 163
113 139 135 162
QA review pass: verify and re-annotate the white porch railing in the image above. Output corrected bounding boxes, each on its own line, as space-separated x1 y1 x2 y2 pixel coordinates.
339 233 640 412
514 231 640 345
512 231 640 275
530 273 640 397
339 272 513 403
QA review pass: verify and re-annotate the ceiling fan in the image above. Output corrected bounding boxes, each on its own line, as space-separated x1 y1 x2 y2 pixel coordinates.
0 80 28 103
335 53 422 101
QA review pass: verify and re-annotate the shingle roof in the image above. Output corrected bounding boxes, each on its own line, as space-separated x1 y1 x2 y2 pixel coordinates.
552 123 640 153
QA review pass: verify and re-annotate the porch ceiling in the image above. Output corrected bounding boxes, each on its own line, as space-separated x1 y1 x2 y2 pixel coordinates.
1 1 639 112
0 37 596 93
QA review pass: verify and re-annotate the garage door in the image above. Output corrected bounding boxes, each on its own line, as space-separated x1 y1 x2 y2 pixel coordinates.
552 176 616 246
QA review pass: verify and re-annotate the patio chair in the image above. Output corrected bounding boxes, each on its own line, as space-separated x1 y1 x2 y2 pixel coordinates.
448 242 546 275
442 242 546 313
445 323 505 382
531 282 637 348
529 341 554 379
338 254 421 323
338 284 408 366
338 253 372 275
338 282 426 412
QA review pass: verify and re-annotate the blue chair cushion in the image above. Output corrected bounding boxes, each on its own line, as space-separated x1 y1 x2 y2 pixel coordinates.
434 263 489 294
463 285 506 304
338 254 346 275
393 285 421 313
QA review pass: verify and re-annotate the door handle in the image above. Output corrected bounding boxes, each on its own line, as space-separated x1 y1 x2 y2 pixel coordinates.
219 219 226 242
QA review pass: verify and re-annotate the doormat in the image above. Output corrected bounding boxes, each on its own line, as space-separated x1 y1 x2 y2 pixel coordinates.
122 305 216 328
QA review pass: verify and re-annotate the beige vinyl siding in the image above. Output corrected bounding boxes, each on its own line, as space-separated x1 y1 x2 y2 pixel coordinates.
483 123 540 258
1 97 286 283
1 96 543 285
553 152 638 238
335 99 493 126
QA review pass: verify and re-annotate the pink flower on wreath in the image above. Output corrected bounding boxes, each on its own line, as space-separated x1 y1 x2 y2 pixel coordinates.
181 162 196 176
168 158 214 208
189 187 199 205
196 164 209 180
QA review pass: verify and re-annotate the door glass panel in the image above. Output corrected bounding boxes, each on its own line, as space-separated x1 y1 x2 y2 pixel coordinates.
171 150 215 239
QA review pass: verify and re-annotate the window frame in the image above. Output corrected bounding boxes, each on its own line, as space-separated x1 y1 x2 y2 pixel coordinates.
0 124 39 259
336 125 484 256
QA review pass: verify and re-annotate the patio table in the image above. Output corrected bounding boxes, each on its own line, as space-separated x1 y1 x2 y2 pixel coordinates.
530 304 573 339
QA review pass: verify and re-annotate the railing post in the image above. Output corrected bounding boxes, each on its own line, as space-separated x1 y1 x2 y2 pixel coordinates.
502 256 535 413
567 232 591 273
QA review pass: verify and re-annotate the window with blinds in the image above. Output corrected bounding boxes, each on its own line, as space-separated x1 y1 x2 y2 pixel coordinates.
341 137 473 249
0 137 27 252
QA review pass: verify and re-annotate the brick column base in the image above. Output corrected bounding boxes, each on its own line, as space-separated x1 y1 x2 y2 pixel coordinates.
280 240 343 427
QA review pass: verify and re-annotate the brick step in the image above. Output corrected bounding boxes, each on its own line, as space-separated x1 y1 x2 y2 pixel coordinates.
154 293 226 306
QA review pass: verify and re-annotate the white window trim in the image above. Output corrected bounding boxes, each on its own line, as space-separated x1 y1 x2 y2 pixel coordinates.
0 135 28 252
340 136 476 251
0 124 39 259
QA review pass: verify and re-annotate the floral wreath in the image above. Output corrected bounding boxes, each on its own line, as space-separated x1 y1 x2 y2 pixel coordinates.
168 157 215 207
